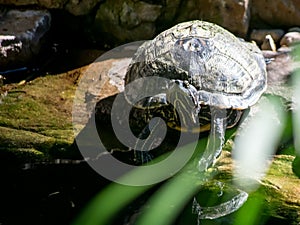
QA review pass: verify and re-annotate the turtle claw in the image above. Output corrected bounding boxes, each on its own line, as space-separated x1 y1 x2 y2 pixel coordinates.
133 150 153 165
198 106 227 171
133 123 153 164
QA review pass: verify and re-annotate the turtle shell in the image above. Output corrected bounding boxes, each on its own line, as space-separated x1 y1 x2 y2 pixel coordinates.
125 20 267 109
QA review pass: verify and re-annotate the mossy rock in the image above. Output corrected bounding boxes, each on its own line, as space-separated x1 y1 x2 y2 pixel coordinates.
216 152 300 224
0 69 84 163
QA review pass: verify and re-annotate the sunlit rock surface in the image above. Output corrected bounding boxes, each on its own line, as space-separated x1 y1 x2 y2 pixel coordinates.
176 0 250 37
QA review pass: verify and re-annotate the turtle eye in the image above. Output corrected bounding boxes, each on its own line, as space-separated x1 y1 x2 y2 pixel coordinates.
174 80 180 85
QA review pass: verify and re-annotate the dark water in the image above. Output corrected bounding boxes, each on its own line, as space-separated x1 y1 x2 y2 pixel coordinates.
0 160 109 225
0 159 294 225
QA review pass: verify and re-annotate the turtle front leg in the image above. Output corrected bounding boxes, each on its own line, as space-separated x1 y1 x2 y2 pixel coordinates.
198 106 227 171
133 117 166 164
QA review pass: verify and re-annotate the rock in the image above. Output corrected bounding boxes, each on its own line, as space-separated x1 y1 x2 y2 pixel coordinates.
261 34 276 51
0 0 37 5
252 0 300 27
0 67 85 162
250 29 284 44
0 9 51 69
65 0 102 16
73 42 142 156
73 41 143 130
263 49 293 85
176 0 250 38
38 0 67 8
280 32 300 46
216 152 300 222
288 27 300 33
93 0 161 43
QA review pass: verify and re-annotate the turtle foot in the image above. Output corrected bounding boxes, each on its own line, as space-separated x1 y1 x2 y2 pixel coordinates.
198 107 226 171
133 150 153 165
192 183 248 221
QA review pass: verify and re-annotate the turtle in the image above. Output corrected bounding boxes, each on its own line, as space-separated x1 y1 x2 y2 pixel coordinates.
123 20 267 171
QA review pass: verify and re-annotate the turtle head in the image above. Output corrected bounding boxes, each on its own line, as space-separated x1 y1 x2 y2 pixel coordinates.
166 80 200 130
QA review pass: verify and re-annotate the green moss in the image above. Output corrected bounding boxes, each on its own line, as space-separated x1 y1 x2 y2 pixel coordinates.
0 71 80 162
0 125 55 148
8 148 45 160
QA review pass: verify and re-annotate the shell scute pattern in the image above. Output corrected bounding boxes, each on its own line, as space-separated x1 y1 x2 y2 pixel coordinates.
125 20 267 110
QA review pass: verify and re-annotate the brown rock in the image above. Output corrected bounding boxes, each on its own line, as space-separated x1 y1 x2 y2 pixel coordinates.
0 0 100 15
94 0 161 43
73 41 143 125
280 32 300 46
0 0 37 5
38 0 67 9
176 0 250 37
252 0 300 27
262 49 293 84
250 29 284 44
65 0 102 16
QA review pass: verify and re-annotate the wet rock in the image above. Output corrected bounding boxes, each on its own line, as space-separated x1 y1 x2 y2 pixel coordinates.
0 9 51 69
280 32 300 47
261 35 276 51
93 0 161 43
252 0 300 27
218 153 300 224
250 29 284 44
176 0 250 37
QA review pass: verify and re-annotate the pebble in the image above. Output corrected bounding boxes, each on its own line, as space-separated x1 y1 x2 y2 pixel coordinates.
280 32 300 46
261 34 276 51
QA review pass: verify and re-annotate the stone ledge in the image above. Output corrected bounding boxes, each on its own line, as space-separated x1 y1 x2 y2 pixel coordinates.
0 9 51 69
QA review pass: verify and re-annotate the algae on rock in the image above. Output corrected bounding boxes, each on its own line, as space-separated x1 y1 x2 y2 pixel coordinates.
0 70 82 162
